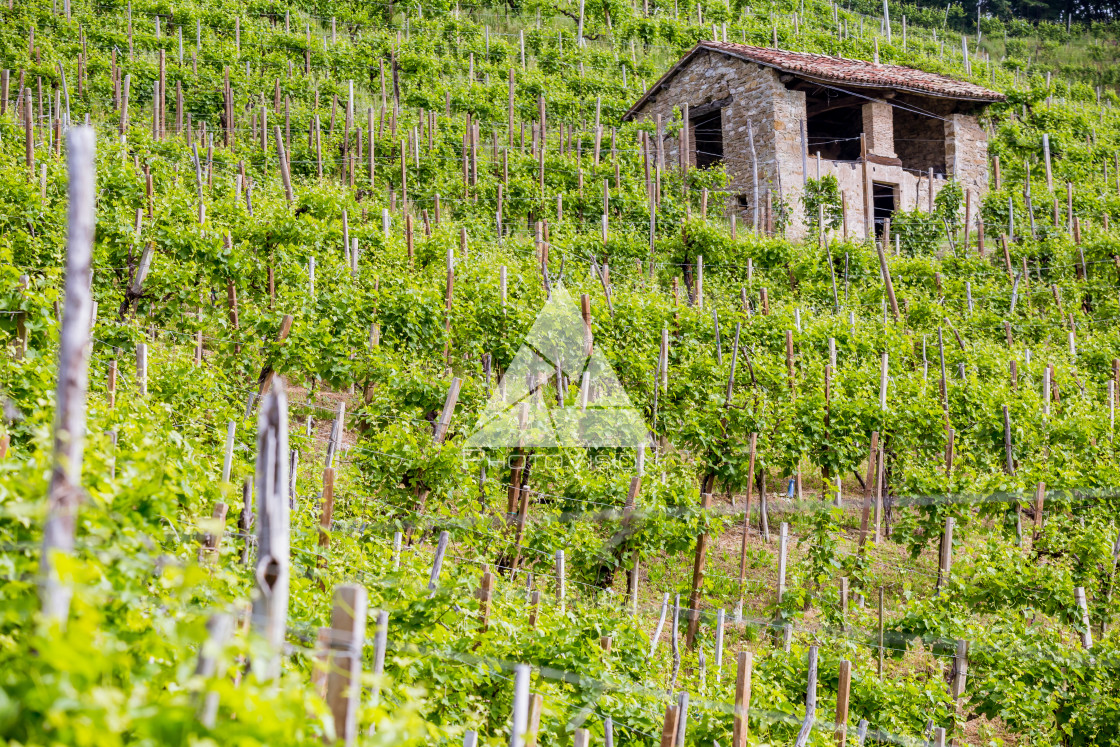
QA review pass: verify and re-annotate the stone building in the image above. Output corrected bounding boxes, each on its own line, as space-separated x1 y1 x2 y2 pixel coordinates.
623 42 1004 240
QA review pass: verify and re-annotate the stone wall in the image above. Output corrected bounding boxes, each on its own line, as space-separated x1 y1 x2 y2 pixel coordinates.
946 113 989 198
629 50 798 230
862 100 896 158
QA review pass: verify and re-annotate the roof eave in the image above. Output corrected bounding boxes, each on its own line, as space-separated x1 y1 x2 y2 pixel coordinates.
623 42 1005 119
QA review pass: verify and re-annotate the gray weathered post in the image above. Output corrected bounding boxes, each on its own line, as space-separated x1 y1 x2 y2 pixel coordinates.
41 126 96 624
326 584 368 745
252 380 290 679
793 646 819 746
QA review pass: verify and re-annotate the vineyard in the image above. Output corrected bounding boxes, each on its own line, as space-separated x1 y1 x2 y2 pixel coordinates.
2 0 1120 745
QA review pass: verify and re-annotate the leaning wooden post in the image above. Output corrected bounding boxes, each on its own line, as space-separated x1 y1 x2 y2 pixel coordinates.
274 125 294 205
793 646 819 747
732 651 753 747
252 380 290 680
41 125 96 624
875 238 900 321
685 491 714 648
256 314 295 398
326 584 367 745
427 531 450 594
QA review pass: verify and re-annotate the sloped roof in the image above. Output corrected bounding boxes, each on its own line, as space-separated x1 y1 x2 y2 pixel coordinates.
624 41 1005 119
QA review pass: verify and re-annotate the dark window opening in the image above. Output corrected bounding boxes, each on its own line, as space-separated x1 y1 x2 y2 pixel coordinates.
692 109 724 169
873 182 897 237
806 102 863 161
893 106 946 176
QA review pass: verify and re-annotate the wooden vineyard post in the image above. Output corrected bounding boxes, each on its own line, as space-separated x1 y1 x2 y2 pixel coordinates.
1075 587 1092 649
510 664 531 747
876 237 900 321
624 475 642 615
528 590 540 628
412 379 463 528
326 584 367 745
194 613 234 727
659 704 680 747
777 522 789 604
22 87 35 178
1032 481 1046 544
685 491 714 648
256 314 294 398
478 567 493 632
936 517 954 593
793 646 819 747
239 477 254 565
858 432 879 546
738 433 757 599
198 502 228 563
427 531 449 594
252 380 290 680
106 359 117 408
433 378 462 444
732 651 753 747
274 126 294 204
786 330 795 393
877 586 885 678
950 639 969 699
41 126 96 624
835 659 851 746
317 468 336 571
556 549 566 613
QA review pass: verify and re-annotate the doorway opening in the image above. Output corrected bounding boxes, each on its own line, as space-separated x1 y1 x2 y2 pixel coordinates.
692 109 724 169
872 182 897 237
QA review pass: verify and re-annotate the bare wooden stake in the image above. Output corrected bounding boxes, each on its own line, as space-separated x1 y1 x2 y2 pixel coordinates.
732 651 753 747
326 584 368 745
659 704 680 747
198 502 228 563
950 639 969 699
274 126 294 204
478 567 494 632
317 468 336 568
194 612 234 727
252 380 290 679
835 659 851 746
1075 587 1093 649
685 491 713 648
41 125 96 624
793 646 819 747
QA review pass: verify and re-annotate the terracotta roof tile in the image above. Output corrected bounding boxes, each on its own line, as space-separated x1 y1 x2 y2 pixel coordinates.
625 42 1004 118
